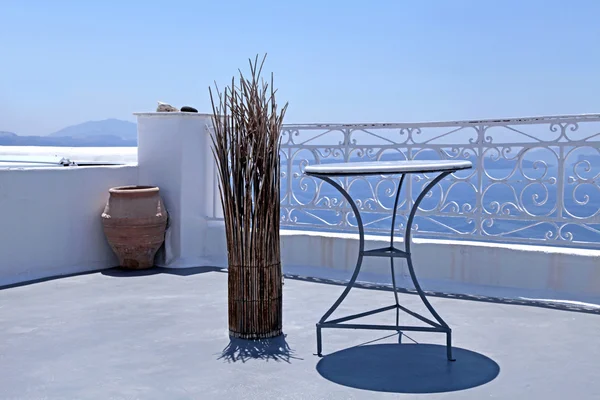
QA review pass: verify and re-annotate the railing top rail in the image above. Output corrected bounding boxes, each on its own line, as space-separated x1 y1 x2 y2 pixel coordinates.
282 113 600 130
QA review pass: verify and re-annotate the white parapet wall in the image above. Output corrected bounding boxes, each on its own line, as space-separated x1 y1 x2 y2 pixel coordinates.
149 111 600 304
0 165 138 286
1 112 597 308
204 221 600 304
135 112 215 268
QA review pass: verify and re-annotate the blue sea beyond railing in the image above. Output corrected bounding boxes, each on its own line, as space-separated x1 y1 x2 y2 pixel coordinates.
268 116 600 249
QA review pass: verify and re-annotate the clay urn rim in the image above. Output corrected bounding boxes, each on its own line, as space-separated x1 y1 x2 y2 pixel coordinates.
109 185 160 196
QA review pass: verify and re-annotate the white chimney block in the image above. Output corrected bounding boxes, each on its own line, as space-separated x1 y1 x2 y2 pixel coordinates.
135 112 215 268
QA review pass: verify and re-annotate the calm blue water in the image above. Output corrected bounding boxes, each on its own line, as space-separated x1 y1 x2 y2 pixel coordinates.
280 163 600 247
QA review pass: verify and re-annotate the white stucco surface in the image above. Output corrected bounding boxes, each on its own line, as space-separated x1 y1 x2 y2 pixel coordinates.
0 165 137 286
204 221 600 304
136 112 214 268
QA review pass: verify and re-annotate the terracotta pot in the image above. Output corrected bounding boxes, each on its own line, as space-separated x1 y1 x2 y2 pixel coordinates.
101 185 168 269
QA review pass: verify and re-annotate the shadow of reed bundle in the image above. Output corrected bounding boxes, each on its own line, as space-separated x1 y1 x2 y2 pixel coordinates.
210 55 288 339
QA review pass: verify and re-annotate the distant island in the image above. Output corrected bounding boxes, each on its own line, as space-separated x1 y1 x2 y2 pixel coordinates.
0 119 137 147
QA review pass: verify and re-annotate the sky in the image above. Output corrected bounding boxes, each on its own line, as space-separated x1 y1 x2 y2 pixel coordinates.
1 0 600 135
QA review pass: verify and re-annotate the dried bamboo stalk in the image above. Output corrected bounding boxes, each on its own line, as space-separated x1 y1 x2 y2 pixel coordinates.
210 55 288 339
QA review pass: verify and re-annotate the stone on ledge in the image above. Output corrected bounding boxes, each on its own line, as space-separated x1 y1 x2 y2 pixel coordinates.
181 106 198 113
156 101 179 112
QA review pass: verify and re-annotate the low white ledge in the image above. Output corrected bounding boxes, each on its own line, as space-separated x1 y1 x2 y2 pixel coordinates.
204 221 600 304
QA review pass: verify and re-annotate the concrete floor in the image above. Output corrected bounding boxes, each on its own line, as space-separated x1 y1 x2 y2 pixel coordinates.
0 268 599 400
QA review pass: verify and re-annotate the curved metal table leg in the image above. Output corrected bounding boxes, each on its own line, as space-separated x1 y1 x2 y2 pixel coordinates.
390 175 406 338
390 174 406 308
404 171 456 361
314 176 366 357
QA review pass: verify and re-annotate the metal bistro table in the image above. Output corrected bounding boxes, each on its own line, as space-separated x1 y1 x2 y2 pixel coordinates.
304 159 472 361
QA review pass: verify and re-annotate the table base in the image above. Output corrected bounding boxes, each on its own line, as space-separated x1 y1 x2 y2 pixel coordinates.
311 171 457 361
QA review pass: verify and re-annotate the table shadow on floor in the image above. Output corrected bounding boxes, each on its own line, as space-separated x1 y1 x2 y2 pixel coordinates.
317 343 499 394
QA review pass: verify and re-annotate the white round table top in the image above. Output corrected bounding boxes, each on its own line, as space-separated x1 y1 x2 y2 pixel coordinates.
304 160 472 176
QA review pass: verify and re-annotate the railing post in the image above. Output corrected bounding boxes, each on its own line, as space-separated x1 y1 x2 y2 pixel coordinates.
476 124 485 237
556 130 566 220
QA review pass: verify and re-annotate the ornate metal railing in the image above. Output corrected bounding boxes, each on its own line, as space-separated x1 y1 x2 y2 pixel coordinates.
212 114 600 249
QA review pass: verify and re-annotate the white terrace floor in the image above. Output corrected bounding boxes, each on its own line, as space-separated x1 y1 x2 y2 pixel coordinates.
1 268 599 399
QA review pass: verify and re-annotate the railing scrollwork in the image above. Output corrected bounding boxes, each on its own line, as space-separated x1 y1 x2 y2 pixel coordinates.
212 114 600 249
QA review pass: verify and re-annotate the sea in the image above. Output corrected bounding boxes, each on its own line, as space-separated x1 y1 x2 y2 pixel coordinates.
1 146 597 247
282 155 600 248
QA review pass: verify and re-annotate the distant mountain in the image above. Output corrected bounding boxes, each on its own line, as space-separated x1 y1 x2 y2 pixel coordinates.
48 119 137 141
0 119 137 147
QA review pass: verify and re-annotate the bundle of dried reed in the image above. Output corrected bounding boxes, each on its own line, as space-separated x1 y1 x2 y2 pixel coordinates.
209 55 288 339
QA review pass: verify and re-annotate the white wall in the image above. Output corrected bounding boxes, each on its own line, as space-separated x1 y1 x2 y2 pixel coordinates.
0 165 137 286
204 222 600 303
0 159 596 306
136 112 214 268
1 114 597 307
